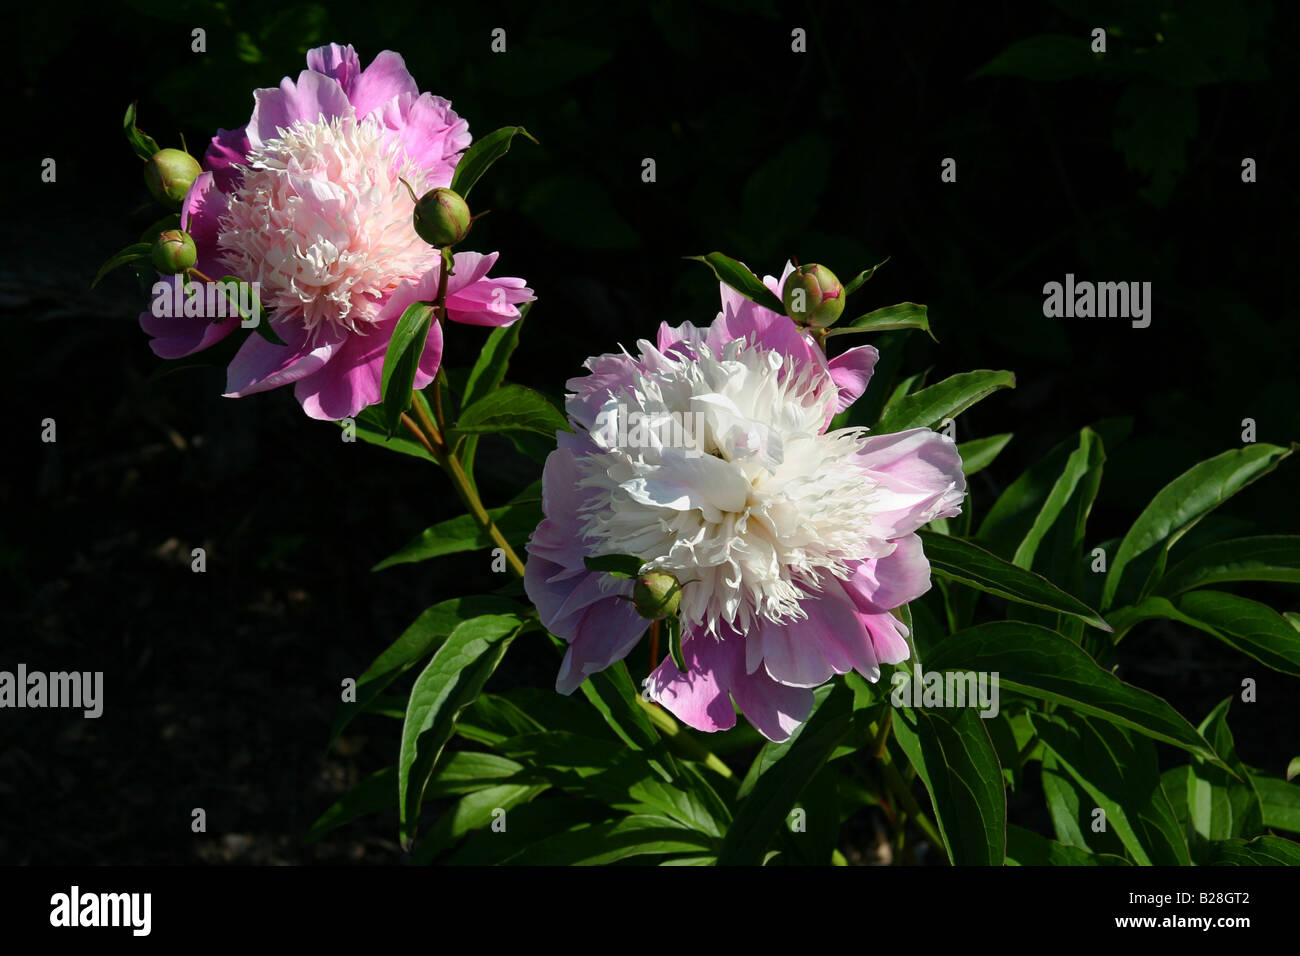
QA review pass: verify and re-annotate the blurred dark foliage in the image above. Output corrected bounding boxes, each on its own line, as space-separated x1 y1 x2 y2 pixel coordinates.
1 0 1295 862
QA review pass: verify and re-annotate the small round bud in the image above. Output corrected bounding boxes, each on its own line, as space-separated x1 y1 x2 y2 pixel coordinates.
413 187 472 247
632 570 683 621
151 229 197 274
144 148 202 210
782 263 845 328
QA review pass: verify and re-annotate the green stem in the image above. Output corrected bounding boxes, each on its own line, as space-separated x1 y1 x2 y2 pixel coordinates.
635 695 734 780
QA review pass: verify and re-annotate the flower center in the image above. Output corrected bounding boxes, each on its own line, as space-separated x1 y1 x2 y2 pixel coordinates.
218 115 438 337
577 338 889 636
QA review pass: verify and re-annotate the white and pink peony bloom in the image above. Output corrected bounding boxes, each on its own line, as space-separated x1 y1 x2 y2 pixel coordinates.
525 266 966 741
139 43 534 420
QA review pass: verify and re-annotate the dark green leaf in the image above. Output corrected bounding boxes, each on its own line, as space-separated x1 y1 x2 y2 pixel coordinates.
372 498 541 571
1005 825 1130 865
973 34 1100 82
920 531 1111 631
455 384 569 437
397 613 524 845
957 433 1013 477
461 306 527 411
842 257 890 295
1100 444 1293 610
926 621 1219 763
1204 835 1300 865
92 243 152 288
123 101 160 161
1154 536 1300 597
379 301 435 437
686 252 786 315
450 126 538 199
874 370 1015 434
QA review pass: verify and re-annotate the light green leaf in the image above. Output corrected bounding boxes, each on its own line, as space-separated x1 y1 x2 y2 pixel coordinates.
450 125 538 199
686 252 786 315
455 384 569 438
826 302 936 341
957 433 1013 477
874 370 1015 434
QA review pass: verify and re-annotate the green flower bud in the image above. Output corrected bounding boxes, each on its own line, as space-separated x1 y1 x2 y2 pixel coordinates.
413 187 472 247
782 263 845 329
632 570 683 621
151 229 197 274
144 148 202 210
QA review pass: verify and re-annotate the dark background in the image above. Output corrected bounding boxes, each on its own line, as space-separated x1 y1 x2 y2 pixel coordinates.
2 0 1296 863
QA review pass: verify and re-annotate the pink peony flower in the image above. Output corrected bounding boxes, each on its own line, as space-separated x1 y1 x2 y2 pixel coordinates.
139 43 534 420
525 266 966 741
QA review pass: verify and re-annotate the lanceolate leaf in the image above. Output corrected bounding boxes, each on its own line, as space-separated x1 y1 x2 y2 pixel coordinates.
893 704 1006 865
920 531 1111 631
123 101 160 161
92 242 152 288
379 301 435 437
1011 427 1105 570
462 306 528 411
686 252 786 314
925 621 1221 764
957 433 1013 477
1100 444 1293 610
873 370 1016 434
455 384 569 437
826 302 936 341
450 125 538 199
397 614 525 845
1153 536 1300 597
371 497 541 571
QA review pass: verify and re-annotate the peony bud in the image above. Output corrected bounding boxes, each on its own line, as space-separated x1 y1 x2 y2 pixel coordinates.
413 187 472 247
144 148 202 210
632 570 683 621
151 229 197 274
782 263 845 328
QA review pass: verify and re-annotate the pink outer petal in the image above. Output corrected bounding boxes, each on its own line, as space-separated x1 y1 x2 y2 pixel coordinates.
729 665 816 743
223 323 345 397
248 71 354 148
443 252 535 327
843 533 933 612
854 427 967 538
645 634 738 734
205 126 250 193
292 316 443 421
347 50 420 118
138 276 241 359
827 345 880 413
373 92 470 188
563 352 643 432
305 43 362 93
180 172 228 280
860 609 912 666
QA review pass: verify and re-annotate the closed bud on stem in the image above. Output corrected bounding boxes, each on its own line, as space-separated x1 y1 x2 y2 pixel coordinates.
782 263 845 328
144 148 202 210
632 570 683 621
413 186 472 248
151 229 197 274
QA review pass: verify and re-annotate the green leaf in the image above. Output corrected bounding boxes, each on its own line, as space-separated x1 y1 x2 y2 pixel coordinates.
92 243 152 288
215 275 284 346
471 813 714 866
1153 536 1300 597
455 384 569 438
1100 444 1293 610
925 621 1219 763
1005 825 1130 865
304 767 396 844
397 613 524 845
413 783 552 864
461 306 527 411
973 35 1100 82
1252 775 1300 833
957 433 1013 477
1032 712 1191 865
371 498 541 571
826 302 936 341
842 257 890 295
1185 698 1263 843
1175 591 1300 677
719 684 854 865
873 370 1015 434
892 705 1006 865
1011 427 1105 570
123 101 160 161
379 301 435 438
449 126 538 199
1204 835 1300 865
327 595 524 749
686 252 786 315
346 406 436 461
920 531 1111 631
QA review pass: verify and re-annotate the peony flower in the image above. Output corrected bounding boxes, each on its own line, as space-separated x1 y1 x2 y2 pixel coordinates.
138 43 534 420
525 266 965 741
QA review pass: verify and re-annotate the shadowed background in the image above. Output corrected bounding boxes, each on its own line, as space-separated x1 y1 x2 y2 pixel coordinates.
2 0 1296 862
